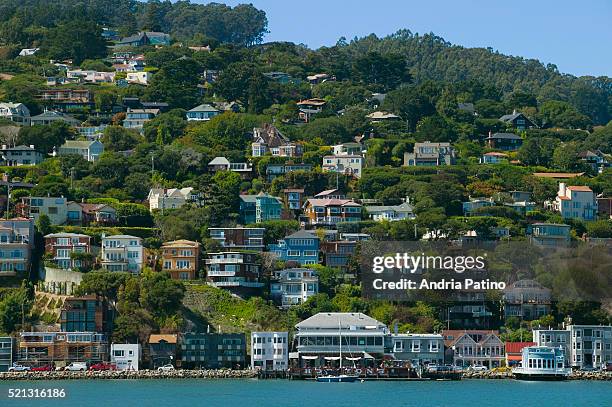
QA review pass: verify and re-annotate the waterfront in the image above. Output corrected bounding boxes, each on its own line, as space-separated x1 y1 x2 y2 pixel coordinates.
1 379 611 406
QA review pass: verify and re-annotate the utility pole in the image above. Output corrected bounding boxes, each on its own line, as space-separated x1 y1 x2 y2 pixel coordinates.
5 181 10 219
151 154 155 177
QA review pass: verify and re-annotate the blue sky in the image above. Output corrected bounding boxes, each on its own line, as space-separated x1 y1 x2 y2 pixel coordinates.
207 0 612 77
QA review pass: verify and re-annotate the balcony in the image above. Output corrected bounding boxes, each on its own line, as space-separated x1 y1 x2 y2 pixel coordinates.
206 257 244 264
207 270 237 277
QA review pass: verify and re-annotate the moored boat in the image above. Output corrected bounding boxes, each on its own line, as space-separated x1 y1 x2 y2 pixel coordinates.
512 346 570 381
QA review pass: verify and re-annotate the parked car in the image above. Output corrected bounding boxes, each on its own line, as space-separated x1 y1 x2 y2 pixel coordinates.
468 365 488 372
157 364 175 372
8 363 31 372
602 362 612 372
89 362 116 371
31 365 54 371
64 362 87 371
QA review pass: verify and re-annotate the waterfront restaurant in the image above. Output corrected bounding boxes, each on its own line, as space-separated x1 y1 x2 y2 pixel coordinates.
292 312 388 369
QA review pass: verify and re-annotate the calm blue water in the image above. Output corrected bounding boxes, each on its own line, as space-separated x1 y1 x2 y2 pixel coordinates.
0 379 610 406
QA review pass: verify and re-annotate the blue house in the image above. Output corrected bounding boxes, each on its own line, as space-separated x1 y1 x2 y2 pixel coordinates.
268 230 320 265
462 199 494 216
239 193 283 224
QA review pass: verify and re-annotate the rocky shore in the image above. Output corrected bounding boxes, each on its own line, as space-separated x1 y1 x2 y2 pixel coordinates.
0 369 258 381
463 370 612 381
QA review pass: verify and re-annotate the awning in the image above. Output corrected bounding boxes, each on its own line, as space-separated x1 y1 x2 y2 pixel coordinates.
345 357 361 361
289 352 299 359
507 355 522 361
324 356 341 361
301 355 318 360
363 352 375 359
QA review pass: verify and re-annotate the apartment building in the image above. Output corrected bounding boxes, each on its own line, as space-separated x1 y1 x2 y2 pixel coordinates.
17 332 108 365
161 239 201 280
251 332 289 371
268 230 320 265
270 268 319 308
403 142 456 166
44 232 92 270
19 196 68 225
205 252 264 294
0 218 34 277
388 334 445 366
101 234 144 274
208 227 265 251
180 333 246 369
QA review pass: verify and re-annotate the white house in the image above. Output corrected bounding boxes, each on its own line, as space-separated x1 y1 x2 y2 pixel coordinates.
1 145 43 166
111 343 141 371
101 234 144 274
251 332 289 371
0 102 31 125
21 196 68 225
270 268 318 308
549 183 597 221
147 187 194 211
57 140 104 162
66 70 116 84
186 104 220 121
126 71 152 85
365 202 415 222
322 155 364 178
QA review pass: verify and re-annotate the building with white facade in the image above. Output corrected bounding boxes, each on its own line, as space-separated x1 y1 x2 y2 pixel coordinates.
322 155 364 178
549 183 597 221
251 332 289 371
0 145 43 166
126 71 152 85
20 196 68 225
101 234 144 274
111 343 141 371
57 140 104 162
365 202 415 222
0 218 34 277
147 187 195 211
0 102 30 125
534 325 612 369
270 268 318 308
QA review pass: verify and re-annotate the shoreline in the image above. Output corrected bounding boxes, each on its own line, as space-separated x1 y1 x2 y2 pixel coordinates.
1 370 610 381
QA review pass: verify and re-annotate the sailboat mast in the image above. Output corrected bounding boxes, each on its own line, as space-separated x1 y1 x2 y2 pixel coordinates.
339 320 342 370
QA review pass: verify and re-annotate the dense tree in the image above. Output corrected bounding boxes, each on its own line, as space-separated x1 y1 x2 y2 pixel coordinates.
351 51 411 91
144 58 201 109
101 126 143 152
214 62 271 113
538 100 591 129
18 122 73 153
41 21 107 65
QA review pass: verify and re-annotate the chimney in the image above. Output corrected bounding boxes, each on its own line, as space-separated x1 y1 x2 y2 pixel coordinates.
512 109 517 115
29 145 34 149
559 182 566 198
1 145 5 150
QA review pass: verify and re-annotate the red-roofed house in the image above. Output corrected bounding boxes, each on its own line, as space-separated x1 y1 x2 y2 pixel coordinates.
302 199 362 226
549 183 597 221
505 341 536 366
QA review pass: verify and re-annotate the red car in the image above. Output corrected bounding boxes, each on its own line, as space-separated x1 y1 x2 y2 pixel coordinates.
31 365 54 371
89 363 117 371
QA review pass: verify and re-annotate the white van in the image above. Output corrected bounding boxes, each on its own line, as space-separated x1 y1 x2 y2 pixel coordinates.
64 362 87 371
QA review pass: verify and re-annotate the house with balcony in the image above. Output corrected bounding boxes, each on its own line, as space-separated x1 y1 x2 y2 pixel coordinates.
503 279 552 320
60 295 112 333
296 98 326 122
0 102 30 125
527 223 571 248
282 188 305 210
123 108 160 130
161 240 201 280
388 333 445 366
333 142 363 156
365 202 415 221
101 234 144 274
270 268 318 308
549 183 597 221
66 202 117 226
302 199 362 226
208 227 265 251
404 142 456 166
499 111 537 130
66 69 116 84
251 332 289 371
268 230 320 266
17 332 108 366
186 103 220 121
266 163 312 182
479 152 508 164
442 330 505 368
180 332 246 369
205 252 263 294
0 144 43 166
239 193 283 224
208 157 253 179
321 240 357 272
0 337 14 372
30 110 81 127
57 140 104 162
147 187 195 211
252 124 302 157
462 198 494 216
484 132 523 151
578 150 609 174
293 312 388 368
322 155 364 178
0 218 34 277
19 196 68 225
116 31 170 47
44 233 92 270
37 88 94 111
126 71 152 85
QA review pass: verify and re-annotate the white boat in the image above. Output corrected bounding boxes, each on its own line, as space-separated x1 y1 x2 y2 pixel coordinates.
512 346 571 381
316 320 359 383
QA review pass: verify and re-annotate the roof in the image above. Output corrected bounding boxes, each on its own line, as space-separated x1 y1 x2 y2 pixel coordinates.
2 145 37 152
296 312 386 330
162 239 200 248
78 203 114 213
483 152 509 157
533 172 585 179
500 112 530 122
567 185 592 192
366 111 400 120
296 98 327 106
208 157 230 166
365 202 414 213
44 233 89 238
103 234 142 240
286 230 317 239
60 140 99 149
189 103 219 113
315 189 341 198
442 330 500 347
149 334 177 344
505 342 536 354
306 199 361 207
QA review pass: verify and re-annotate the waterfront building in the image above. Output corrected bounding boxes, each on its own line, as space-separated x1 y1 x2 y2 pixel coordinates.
180 333 246 369
512 346 570 380
442 330 505 368
0 337 13 372
388 333 445 366
111 344 141 371
505 341 536 366
17 332 108 365
532 329 571 366
567 325 612 369
251 332 289 371
149 334 177 368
